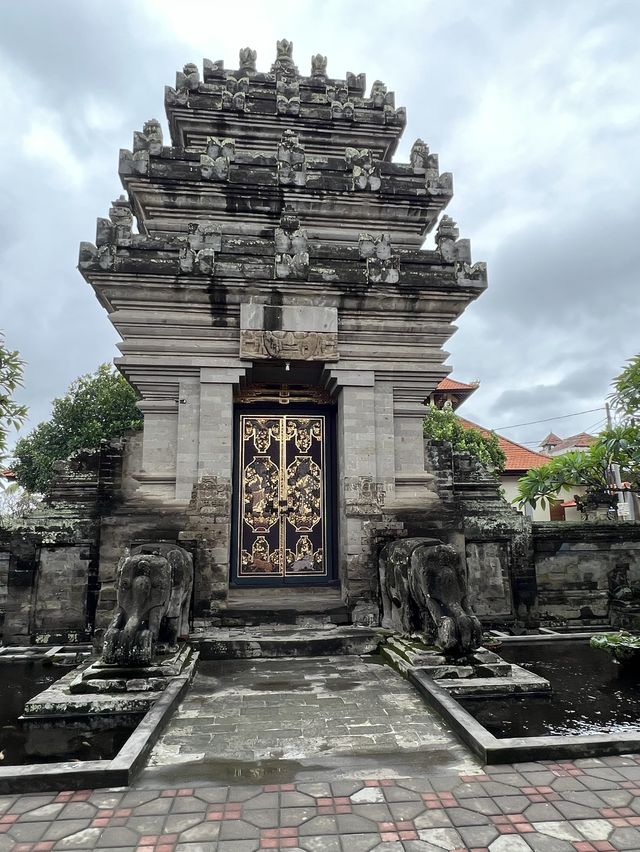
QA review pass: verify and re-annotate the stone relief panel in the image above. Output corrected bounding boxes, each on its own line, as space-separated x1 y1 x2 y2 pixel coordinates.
465 540 513 617
239 330 338 361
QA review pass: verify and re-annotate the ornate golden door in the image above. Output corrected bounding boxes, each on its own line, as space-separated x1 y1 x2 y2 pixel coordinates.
233 411 332 585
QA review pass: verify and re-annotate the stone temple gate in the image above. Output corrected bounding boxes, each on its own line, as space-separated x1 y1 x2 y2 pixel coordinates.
77 41 487 621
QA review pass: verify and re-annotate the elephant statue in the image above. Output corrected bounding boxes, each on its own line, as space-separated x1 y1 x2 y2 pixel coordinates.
379 537 482 657
102 543 193 666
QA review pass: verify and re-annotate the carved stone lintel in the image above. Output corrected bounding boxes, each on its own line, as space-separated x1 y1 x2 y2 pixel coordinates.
239 330 338 362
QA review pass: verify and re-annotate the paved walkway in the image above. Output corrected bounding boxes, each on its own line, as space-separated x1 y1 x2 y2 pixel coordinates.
3 756 640 850
4 656 640 850
144 657 477 780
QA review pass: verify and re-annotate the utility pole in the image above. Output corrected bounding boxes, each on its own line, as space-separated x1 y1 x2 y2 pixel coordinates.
606 402 632 520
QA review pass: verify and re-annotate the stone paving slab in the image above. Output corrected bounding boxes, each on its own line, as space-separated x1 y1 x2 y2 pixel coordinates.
3 756 640 850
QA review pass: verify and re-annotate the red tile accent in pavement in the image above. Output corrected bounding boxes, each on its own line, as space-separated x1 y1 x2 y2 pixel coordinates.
177 788 194 796
546 762 585 777
377 819 418 841
421 791 457 809
520 784 561 803
54 789 92 803
490 814 534 834
206 803 242 820
572 843 616 852
620 781 640 793
364 778 395 787
316 795 352 814
137 835 179 852
459 773 490 783
262 783 296 792
261 826 299 848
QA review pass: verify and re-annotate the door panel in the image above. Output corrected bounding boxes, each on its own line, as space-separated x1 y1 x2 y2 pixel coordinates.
234 412 330 585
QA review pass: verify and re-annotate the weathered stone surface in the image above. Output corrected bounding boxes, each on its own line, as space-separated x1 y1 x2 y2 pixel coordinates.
379 537 482 656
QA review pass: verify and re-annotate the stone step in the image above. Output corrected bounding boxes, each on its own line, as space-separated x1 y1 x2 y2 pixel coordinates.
205 587 350 627
190 626 383 659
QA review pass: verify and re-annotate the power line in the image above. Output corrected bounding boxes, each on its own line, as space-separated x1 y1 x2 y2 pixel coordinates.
494 407 605 431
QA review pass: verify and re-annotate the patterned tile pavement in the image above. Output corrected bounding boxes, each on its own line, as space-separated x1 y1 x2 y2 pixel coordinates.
3 756 640 850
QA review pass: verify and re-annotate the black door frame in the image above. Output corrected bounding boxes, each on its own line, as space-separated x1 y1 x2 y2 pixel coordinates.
230 401 338 587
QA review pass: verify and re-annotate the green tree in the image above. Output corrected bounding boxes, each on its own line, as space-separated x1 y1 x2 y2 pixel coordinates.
516 355 640 509
423 405 505 475
13 364 142 493
0 332 28 479
610 354 640 421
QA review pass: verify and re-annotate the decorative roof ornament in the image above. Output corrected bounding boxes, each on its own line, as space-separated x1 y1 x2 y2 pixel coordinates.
272 38 298 75
410 139 430 170
311 54 327 80
176 63 200 92
239 47 257 74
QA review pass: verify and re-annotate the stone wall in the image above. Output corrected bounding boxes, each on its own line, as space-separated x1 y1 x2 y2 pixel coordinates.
533 521 640 624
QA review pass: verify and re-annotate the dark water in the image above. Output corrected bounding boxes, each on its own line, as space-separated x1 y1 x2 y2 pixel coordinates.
459 641 640 738
0 661 136 765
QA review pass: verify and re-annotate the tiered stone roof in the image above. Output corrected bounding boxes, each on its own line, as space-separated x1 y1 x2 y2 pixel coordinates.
78 41 487 400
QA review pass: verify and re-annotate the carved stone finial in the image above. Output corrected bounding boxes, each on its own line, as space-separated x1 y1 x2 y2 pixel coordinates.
370 79 387 107
176 62 200 92
239 47 257 73
133 119 163 156
272 38 298 73
311 54 327 78
410 139 429 170
346 148 381 191
359 233 399 283
327 84 355 120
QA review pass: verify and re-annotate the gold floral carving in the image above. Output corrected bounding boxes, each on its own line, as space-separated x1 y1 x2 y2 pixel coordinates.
286 417 322 453
243 417 281 452
285 535 323 575
286 455 322 532
240 330 338 361
242 455 280 532
241 536 282 575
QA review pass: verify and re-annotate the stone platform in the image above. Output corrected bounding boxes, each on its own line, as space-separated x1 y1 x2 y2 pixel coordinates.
190 626 383 660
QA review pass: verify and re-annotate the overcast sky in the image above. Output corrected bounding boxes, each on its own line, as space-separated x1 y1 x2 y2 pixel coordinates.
1 0 638 449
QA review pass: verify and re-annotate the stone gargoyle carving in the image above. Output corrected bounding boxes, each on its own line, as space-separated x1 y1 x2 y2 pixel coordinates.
379 537 482 656
102 543 193 666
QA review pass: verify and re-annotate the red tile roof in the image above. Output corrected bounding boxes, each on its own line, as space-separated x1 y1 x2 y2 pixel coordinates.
459 417 550 473
436 378 480 391
548 432 596 453
540 431 561 446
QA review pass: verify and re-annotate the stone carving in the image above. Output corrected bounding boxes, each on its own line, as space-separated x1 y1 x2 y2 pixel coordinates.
346 148 380 191
274 208 309 279
276 78 300 116
95 196 133 248
426 170 453 196
239 330 338 362
176 62 200 92
379 538 482 657
344 476 385 516
436 215 471 263
327 84 354 120
608 563 640 629
200 136 235 181
272 38 297 74
120 118 164 178
455 260 487 286
410 139 430 170
277 130 306 186
203 58 225 80
179 223 222 274
359 233 400 284
370 79 389 108
239 47 257 74
221 75 248 111
133 119 163 155
311 54 327 79
346 71 366 94
102 543 193 666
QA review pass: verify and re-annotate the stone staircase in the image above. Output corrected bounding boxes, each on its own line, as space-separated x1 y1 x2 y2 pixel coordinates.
190 587 383 659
